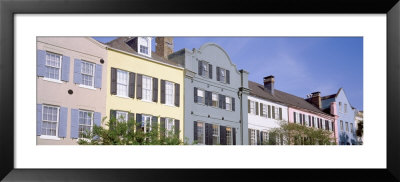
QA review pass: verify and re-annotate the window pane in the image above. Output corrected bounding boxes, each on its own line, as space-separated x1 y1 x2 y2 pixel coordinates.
212 125 219 145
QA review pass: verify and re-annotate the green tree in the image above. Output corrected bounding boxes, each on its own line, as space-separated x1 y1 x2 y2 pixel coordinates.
356 120 363 144
78 115 185 145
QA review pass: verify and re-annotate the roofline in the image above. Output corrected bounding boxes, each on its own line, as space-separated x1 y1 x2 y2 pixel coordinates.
86 37 107 49
106 46 184 70
248 94 288 107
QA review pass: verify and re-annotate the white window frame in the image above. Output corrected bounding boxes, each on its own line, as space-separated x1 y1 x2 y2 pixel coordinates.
165 81 175 106
197 89 205 104
165 118 175 137
219 67 227 83
80 60 95 88
211 92 218 107
142 115 152 133
250 129 256 145
44 52 62 81
40 105 60 139
116 111 128 122
142 75 153 102
78 110 94 139
225 97 232 111
200 61 209 78
226 127 233 145
250 101 255 115
116 69 129 97
212 124 220 145
196 121 205 145
262 104 267 117
138 37 151 57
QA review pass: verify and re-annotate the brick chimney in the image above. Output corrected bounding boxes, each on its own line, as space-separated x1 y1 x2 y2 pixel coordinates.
155 37 174 59
263 75 275 95
310 91 322 109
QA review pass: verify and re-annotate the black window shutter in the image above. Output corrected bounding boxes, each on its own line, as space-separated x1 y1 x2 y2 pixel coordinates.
111 68 117 95
136 74 142 99
248 100 250 113
279 108 282 120
160 80 166 104
174 120 180 137
220 125 227 145
216 67 220 81
208 124 214 145
193 121 198 142
174 83 180 107
110 110 116 120
198 60 202 76
205 91 211 106
194 87 198 103
222 95 226 109
317 118 320 128
332 122 335 132
160 118 166 140
128 72 136 98
219 94 223 109
248 129 251 145
260 104 263 116
232 128 236 145
255 102 259 115
128 112 135 132
226 70 230 84
205 123 210 145
303 115 306 125
151 116 158 131
136 113 142 133
260 131 263 144
268 105 271 118
208 64 212 79
272 106 275 119
232 97 235 111
309 116 312 126
256 130 260 145
293 112 296 123
299 114 302 125
152 77 158 102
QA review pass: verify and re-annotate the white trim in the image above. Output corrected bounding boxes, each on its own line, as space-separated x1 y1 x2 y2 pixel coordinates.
78 84 97 90
41 105 59 138
44 51 62 81
80 60 95 88
42 77 63 84
39 135 60 140
115 95 131 99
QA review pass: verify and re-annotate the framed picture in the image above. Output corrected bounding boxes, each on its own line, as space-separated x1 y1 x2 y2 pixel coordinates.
1 0 399 181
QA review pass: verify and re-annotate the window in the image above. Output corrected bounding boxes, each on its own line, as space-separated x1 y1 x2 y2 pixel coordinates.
197 89 205 104
262 132 268 144
250 129 256 145
166 118 175 137
142 75 153 101
312 117 315 127
250 101 255 115
196 122 205 144
212 93 218 107
226 127 232 145
142 115 152 133
339 102 342 112
81 61 95 87
212 124 220 145
116 111 128 122
45 52 62 80
340 120 344 131
344 104 348 113
225 97 232 111
262 104 267 117
79 110 93 138
138 37 150 56
200 61 209 77
220 68 226 83
41 105 59 136
350 123 354 133
293 112 297 123
345 122 349 132
165 81 175 105
117 69 129 97
140 45 148 54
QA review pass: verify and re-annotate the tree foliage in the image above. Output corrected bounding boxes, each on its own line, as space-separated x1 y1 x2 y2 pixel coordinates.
78 116 185 145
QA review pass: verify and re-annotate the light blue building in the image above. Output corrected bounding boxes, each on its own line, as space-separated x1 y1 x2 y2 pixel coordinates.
321 88 357 145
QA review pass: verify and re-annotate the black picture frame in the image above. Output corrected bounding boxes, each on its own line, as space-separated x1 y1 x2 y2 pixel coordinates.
1 0 399 181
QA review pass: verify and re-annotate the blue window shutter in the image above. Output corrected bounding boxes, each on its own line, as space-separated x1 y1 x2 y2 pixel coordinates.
37 50 46 77
61 56 70 82
73 59 82 84
94 112 101 126
94 64 102 88
58 107 68 138
70 109 79 139
37 104 42 136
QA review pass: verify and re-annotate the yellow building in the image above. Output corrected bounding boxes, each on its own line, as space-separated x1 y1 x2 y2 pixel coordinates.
105 37 184 141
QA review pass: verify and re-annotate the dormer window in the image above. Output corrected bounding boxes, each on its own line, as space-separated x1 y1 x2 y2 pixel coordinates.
138 37 151 57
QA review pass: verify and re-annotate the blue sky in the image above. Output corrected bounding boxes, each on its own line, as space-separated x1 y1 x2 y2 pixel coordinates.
94 37 363 110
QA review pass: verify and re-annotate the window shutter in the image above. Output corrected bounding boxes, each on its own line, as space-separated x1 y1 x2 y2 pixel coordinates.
193 121 198 142
219 94 223 109
317 118 320 128
204 91 210 106
216 67 220 81
175 83 180 107
256 130 260 145
303 115 306 125
332 122 335 132
94 112 101 127
160 118 166 139
232 97 235 111
232 128 236 145
73 59 82 84
293 112 296 123
272 106 275 119
151 116 158 131
70 109 79 139
58 107 68 138
61 56 70 82
136 114 142 132
136 74 142 99
174 119 180 137
128 72 136 98
255 102 259 115
208 64 212 79
222 95 226 109
193 87 198 103
110 110 116 120
152 77 158 102
36 104 42 136
208 124 213 145
268 105 271 118
248 129 251 145
205 123 210 145
226 70 230 84
198 61 202 76
309 116 312 126
37 50 46 77
279 108 282 120
260 131 263 145
160 80 166 104
248 100 250 113
128 112 135 132
220 126 227 145
260 104 264 116
110 68 117 95
94 64 102 88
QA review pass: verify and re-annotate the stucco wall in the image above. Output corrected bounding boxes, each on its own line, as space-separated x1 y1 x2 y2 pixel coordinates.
36 37 107 145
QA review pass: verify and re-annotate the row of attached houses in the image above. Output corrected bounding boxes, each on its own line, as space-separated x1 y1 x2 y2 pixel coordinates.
36 36 360 145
